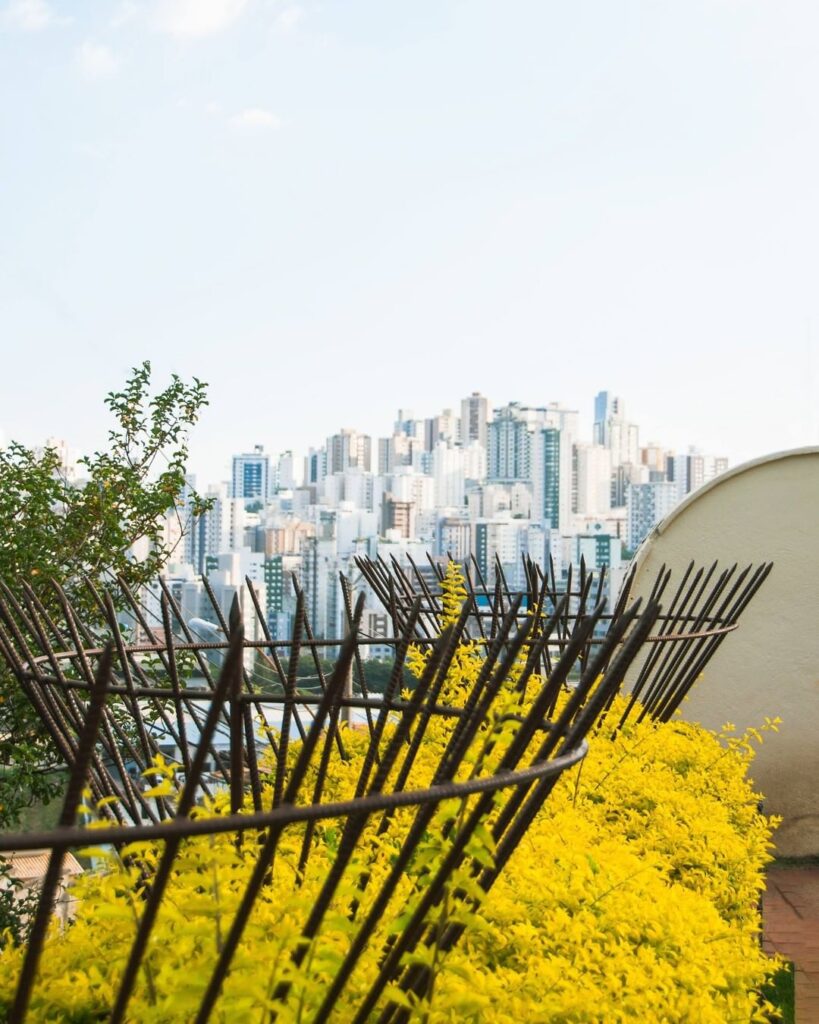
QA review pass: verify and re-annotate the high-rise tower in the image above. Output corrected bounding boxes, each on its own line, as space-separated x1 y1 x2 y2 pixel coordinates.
460 392 490 450
231 445 270 501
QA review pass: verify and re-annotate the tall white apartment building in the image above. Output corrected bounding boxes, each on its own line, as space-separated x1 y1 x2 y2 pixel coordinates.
540 404 578 532
460 392 490 451
488 403 532 482
641 442 670 478
672 448 730 502
304 447 327 488
625 481 677 552
336 504 379 558
426 408 461 449
462 440 487 482
275 451 298 491
377 433 425 474
572 532 622 572
216 548 265 589
593 392 640 493
340 468 375 512
327 429 372 474
431 442 466 509
574 444 612 517
530 427 562 530
187 484 246 574
437 515 472 560
389 468 435 512
232 445 270 501
394 409 421 437
489 402 576 532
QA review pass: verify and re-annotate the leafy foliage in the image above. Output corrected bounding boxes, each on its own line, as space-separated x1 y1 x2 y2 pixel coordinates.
0 362 209 595
0 861 39 951
0 362 210 827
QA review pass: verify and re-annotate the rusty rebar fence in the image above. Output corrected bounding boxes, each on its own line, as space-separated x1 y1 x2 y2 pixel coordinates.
354 554 772 724
0 568 669 1023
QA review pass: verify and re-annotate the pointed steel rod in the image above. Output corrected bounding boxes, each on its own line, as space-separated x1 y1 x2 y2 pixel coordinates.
8 642 113 1024
193 595 366 1024
108 625 244 1024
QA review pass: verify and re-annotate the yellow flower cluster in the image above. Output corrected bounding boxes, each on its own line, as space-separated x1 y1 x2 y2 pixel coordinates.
0 564 779 1022
430 704 779 1023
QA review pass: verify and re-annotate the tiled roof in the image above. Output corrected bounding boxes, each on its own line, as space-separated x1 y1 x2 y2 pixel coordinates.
0 849 83 883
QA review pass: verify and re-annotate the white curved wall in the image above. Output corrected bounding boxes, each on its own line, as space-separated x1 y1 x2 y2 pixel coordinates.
629 448 819 856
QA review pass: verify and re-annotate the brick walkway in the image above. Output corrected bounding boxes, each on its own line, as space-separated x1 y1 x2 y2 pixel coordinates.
763 866 819 1023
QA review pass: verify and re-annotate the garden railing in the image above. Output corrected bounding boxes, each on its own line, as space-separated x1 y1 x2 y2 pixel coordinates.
0 556 768 1022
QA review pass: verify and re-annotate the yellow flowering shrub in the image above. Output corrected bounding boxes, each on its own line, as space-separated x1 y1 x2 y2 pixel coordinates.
0 563 779 1022
430 707 779 1023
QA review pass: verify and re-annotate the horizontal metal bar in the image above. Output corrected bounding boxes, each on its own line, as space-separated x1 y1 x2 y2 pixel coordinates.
19 621 738 674
0 739 586 853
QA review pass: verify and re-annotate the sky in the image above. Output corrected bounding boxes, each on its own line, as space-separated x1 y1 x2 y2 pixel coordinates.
1 0 818 486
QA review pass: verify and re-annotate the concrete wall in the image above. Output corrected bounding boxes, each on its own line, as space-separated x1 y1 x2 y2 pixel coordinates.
628 448 819 857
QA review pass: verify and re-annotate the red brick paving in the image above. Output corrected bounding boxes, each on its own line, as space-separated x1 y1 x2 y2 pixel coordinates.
763 866 819 1023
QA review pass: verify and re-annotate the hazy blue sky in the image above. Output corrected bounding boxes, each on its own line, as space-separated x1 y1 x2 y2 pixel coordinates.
2 0 818 484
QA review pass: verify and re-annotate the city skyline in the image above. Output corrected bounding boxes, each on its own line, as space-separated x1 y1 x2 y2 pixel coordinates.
202 388 728 492
25 385 732 491
140 383 731 646
4 370 815 490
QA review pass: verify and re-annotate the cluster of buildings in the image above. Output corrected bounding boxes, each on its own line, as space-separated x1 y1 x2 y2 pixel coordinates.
155 391 729 648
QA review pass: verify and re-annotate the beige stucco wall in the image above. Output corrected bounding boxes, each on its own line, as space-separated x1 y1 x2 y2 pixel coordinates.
628 448 819 857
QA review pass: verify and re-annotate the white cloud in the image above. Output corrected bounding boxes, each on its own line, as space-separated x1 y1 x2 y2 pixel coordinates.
2 0 67 31
76 41 119 80
230 107 281 130
110 1 142 29
275 5 301 30
154 0 248 38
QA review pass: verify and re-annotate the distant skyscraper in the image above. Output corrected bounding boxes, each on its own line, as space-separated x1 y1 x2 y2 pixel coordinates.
460 392 490 450
437 516 472 559
488 403 532 482
327 429 372 474
192 483 247 574
231 445 270 500
640 442 669 477
382 496 415 539
593 391 614 444
609 419 640 470
541 403 578 531
424 408 461 451
593 391 619 446
531 428 562 530
275 450 297 491
304 446 327 486
573 532 622 573
394 409 422 438
574 444 612 517
593 391 637 460
593 391 640 505
378 434 424 474
489 402 575 530
671 448 729 502
625 481 677 551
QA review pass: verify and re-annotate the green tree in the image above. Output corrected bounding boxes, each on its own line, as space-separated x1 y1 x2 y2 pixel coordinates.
0 361 211 829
